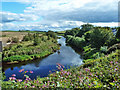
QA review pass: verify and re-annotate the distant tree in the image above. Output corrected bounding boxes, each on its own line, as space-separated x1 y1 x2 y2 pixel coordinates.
81 23 94 32
46 30 57 39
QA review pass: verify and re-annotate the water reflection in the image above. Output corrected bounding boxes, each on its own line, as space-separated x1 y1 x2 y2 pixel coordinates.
3 36 83 81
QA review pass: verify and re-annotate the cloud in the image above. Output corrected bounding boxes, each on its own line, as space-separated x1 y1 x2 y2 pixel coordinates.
0 12 39 23
3 0 118 22
1 0 119 30
1 21 118 31
23 0 118 22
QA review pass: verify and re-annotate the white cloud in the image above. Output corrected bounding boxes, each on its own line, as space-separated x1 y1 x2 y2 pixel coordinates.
1 0 119 30
22 0 118 23
1 21 118 31
0 12 39 23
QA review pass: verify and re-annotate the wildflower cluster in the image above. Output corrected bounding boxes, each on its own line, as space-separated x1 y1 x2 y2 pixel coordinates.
6 69 34 88
2 50 120 89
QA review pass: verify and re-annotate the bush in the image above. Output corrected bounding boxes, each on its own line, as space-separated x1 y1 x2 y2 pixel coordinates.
100 46 108 53
3 55 32 62
22 35 30 41
66 35 86 49
116 27 120 39
46 31 57 39
89 28 114 49
81 23 94 32
11 37 19 43
6 39 11 43
34 37 40 45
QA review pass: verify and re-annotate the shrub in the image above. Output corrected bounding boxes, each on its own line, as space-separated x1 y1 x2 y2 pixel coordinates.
11 37 19 43
116 27 120 39
81 23 94 32
33 37 40 46
22 35 30 41
6 39 11 43
89 28 114 49
46 30 57 39
16 44 22 48
66 35 86 49
100 46 108 53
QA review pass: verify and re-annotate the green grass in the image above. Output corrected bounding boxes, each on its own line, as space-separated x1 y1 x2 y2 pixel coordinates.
2 35 60 63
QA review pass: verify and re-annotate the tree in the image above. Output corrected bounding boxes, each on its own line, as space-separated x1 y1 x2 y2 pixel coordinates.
89 28 114 49
65 28 80 37
46 30 57 39
81 23 94 32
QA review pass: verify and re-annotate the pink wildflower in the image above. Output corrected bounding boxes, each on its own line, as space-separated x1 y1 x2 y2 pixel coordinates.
32 86 35 88
17 79 22 82
110 61 113 64
9 77 16 80
12 74 16 77
19 69 24 72
30 71 33 73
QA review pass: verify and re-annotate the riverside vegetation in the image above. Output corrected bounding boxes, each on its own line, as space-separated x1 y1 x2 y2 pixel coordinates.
2 24 120 89
2 31 60 63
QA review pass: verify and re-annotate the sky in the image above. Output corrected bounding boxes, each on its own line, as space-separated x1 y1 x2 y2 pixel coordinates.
0 0 119 31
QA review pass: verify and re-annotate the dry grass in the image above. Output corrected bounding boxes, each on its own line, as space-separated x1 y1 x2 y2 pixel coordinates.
0 31 28 46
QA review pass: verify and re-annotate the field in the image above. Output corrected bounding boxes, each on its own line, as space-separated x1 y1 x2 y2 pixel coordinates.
0 31 28 46
0 31 44 46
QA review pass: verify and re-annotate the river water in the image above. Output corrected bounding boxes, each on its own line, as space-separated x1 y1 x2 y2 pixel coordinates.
3 36 83 81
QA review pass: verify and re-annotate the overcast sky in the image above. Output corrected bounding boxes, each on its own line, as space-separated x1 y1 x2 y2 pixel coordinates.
0 0 119 31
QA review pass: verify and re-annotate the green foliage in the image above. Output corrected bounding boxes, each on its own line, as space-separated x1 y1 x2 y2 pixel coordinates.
65 28 80 37
3 55 32 62
3 34 59 62
33 37 40 46
84 30 92 42
100 46 108 53
22 33 34 41
83 45 97 59
6 39 11 43
46 30 57 39
81 23 94 32
2 50 120 89
1 35 7 37
116 27 120 39
89 28 114 49
22 35 30 41
66 35 86 49
11 37 19 43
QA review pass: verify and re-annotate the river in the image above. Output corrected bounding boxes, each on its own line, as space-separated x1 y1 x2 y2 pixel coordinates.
3 36 83 81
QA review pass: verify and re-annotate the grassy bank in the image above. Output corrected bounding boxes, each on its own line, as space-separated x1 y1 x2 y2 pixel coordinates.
2 50 120 89
2 31 60 64
1 24 120 89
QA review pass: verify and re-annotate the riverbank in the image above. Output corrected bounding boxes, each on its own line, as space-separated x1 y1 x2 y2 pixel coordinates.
2 31 60 64
64 24 120 62
2 49 120 89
